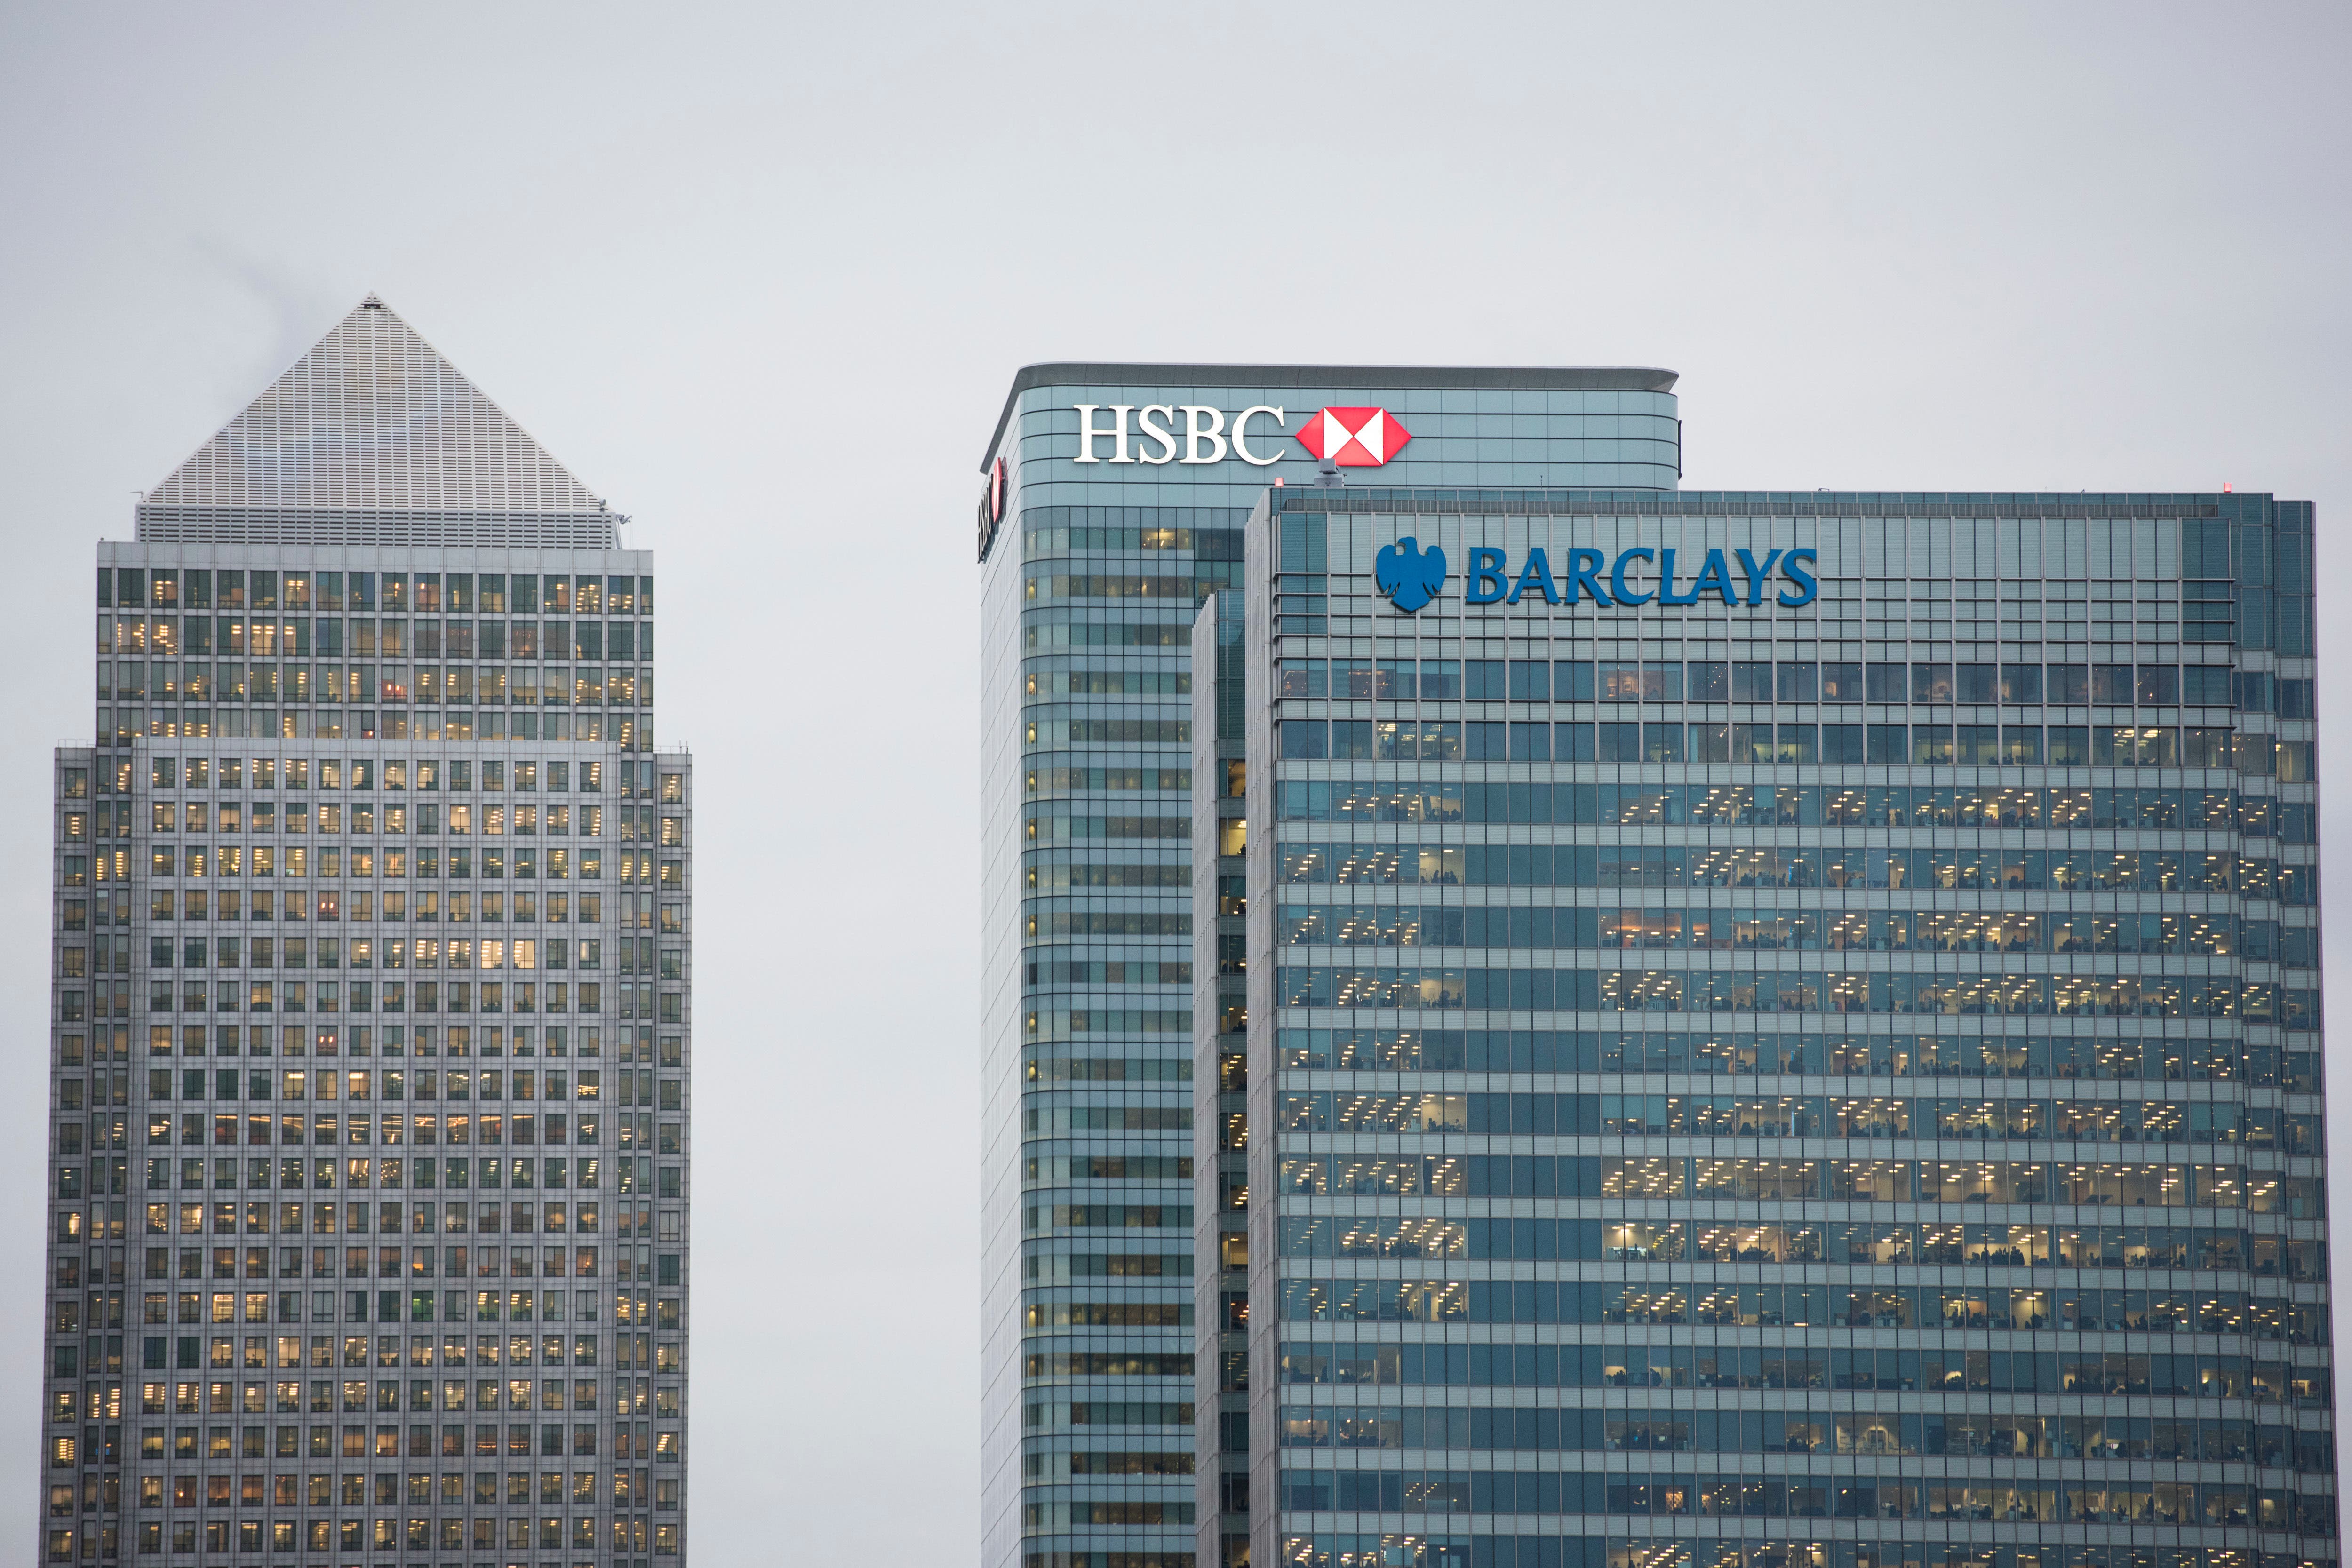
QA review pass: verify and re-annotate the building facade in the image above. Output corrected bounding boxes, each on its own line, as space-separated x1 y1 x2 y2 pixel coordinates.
1221 486 2331 1568
42 300 692 1566
976 367 1684 1568
980 365 2335 1568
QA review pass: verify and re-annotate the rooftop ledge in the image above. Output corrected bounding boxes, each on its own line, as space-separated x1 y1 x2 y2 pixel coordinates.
983 363 1677 470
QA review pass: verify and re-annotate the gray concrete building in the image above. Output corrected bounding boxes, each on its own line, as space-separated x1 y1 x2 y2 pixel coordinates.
41 299 692 1566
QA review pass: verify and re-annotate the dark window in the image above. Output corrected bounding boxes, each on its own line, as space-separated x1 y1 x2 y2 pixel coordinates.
1910 664 1953 704
2047 664 2088 704
1776 663 1817 702
1685 662 1728 702
1552 662 1593 701
1598 724 1642 763
2183 666 2232 705
2093 665 2133 703
1822 724 1864 764
1507 661 1549 701
1465 661 1505 701
1732 662 1772 702
1418 661 1460 700
1279 515 1327 572
1866 664 1906 703
1956 665 1997 704
2135 666 2178 705
1820 664 1862 702
2000 664 2042 704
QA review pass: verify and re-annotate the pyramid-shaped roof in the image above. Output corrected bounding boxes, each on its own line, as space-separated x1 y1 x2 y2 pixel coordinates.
138 296 616 546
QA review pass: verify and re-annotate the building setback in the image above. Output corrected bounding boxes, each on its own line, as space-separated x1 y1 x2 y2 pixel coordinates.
979 364 2336 1568
42 299 692 1566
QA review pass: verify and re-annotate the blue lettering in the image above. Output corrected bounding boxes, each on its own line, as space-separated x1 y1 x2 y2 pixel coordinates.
1563 548 1611 605
1508 548 1560 605
1778 548 1819 607
1689 548 1737 607
1658 548 1702 606
1609 548 1655 607
1734 548 1784 606
1460 540 1801 610
1465 547 1509 605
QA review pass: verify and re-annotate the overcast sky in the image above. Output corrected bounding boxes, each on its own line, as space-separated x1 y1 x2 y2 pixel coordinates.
2 4 2348 1558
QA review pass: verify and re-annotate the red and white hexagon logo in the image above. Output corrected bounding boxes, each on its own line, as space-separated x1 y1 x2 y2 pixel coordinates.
1296 406 1412 466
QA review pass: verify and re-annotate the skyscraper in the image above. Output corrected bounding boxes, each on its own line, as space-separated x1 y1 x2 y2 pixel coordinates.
977 367 1682 1568
1218 486 2331 1568
42 299 692 1566
980 366 2335 1568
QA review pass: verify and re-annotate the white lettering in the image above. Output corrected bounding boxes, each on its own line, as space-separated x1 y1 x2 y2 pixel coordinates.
1072 404 1134 464
1135 405 1179 465
1230 406 1286 466
1179 406 1228 464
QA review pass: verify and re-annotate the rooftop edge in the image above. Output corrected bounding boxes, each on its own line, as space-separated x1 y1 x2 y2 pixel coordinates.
981 362 1678 471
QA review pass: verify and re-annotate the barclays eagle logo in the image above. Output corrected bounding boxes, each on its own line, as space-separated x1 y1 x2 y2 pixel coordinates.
1374 536 1448 613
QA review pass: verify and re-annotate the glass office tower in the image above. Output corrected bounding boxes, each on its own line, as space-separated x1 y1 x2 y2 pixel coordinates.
977 366 1682 1568
1218 486 2333 1568
42 299 692 1566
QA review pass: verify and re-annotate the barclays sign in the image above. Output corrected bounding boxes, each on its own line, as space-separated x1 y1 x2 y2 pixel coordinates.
1372 542 1818 613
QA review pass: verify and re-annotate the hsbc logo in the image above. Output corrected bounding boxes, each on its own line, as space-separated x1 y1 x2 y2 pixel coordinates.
1070 403 1412 469
1072 404 1287 466
1297 406 1412 466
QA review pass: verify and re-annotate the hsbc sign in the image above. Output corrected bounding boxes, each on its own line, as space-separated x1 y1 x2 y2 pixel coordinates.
1296 406 1412 466
1072 404 1288 465
1070 403 1413 468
